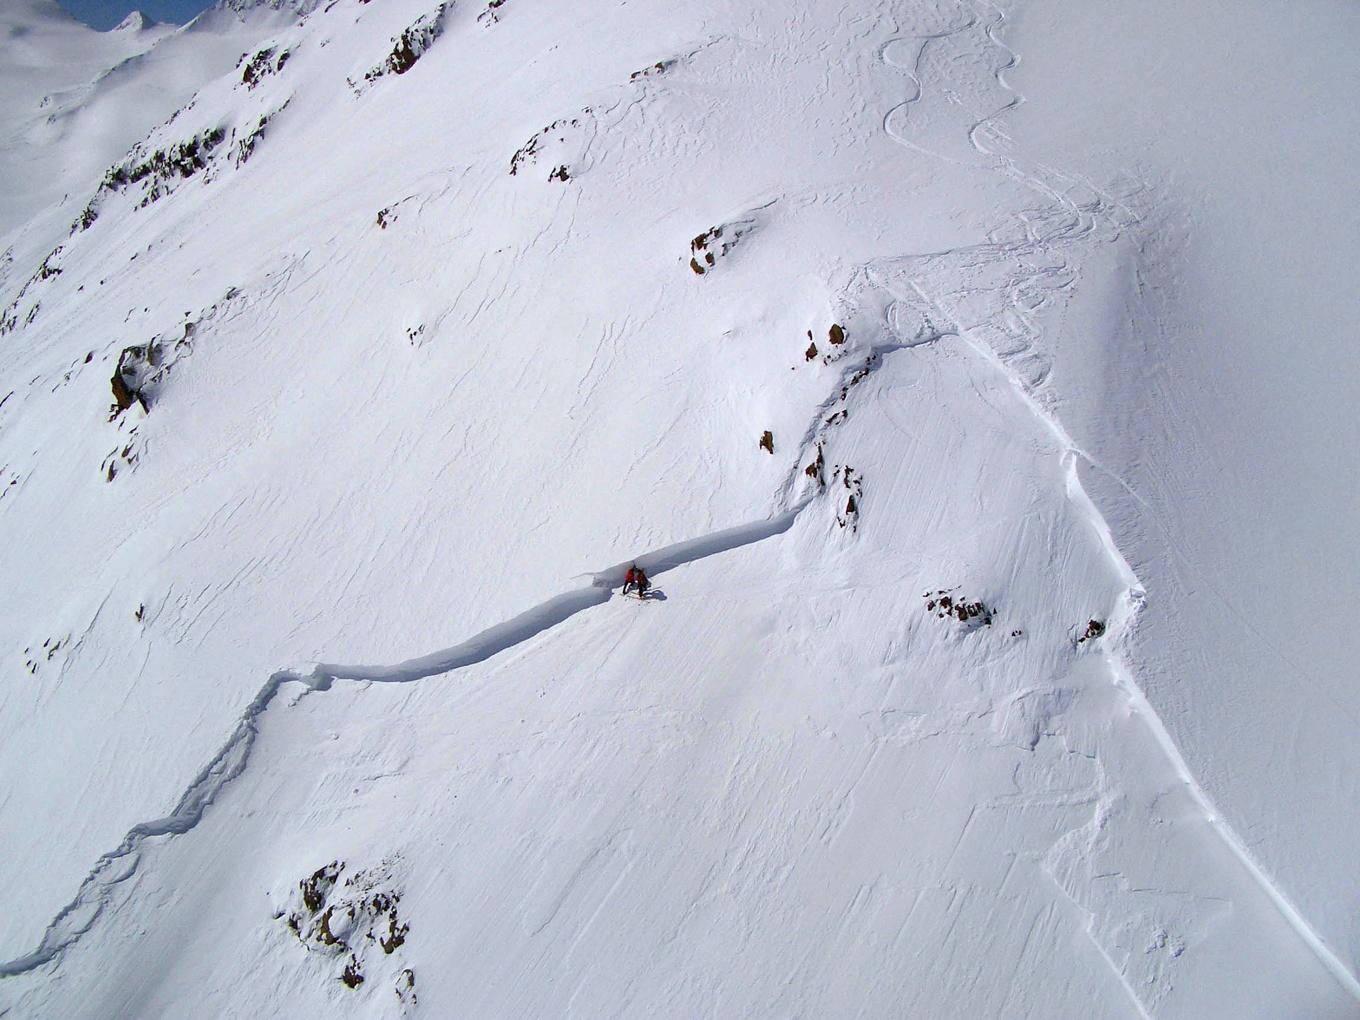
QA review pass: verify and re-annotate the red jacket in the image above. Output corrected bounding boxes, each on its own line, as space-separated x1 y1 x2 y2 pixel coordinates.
625 567 637 584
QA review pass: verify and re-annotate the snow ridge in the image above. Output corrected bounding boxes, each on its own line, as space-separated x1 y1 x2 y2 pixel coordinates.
874 1 1360 1003
0 503 810 979
2 0 1354 1009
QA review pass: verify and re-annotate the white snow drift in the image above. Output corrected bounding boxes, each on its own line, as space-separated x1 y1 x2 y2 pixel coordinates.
0 0 1356 1016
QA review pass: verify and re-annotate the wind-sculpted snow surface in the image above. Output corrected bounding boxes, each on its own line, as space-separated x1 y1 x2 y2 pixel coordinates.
0 504 808 979
1 0 1357 1015
0 0 302 302
998 0 1360 982
0 667 327 978
865 5 1360 1002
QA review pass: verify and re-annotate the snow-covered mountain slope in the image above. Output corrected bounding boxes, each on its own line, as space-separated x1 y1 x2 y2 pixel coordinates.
0 0 304 286
0 0 1356 1016
1001 0 1360 982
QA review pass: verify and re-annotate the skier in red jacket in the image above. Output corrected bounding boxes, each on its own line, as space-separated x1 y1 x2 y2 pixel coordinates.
623 563 650 598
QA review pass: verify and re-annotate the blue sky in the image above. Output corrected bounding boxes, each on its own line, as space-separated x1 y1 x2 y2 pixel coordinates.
59 0 214 30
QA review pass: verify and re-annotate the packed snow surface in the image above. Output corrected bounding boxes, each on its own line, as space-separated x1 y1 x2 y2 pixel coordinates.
0 0 1356 1016
0 0 302 280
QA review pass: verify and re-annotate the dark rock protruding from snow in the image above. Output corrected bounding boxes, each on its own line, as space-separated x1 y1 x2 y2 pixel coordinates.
111 345 152 414
211 0 320 19
363 4 449 83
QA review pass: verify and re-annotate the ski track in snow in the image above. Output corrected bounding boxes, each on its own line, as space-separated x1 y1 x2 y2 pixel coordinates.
3 0 1357 1007
873 0 1360 1004
0 500 814 979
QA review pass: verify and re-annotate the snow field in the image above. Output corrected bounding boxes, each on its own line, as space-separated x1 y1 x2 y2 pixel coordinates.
1 0 1357 1015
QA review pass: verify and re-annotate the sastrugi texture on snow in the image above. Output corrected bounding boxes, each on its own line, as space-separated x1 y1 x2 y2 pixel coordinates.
0 0 1357 1016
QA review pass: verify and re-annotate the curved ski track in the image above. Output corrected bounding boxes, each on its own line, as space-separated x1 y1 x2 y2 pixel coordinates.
4 2 1357 1007
876 0 1360 1003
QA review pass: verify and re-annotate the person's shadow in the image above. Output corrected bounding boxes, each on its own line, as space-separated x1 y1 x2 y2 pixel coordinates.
637 588 667 602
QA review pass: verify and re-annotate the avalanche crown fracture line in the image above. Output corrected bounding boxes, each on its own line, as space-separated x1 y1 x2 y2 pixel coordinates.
0 502 808 979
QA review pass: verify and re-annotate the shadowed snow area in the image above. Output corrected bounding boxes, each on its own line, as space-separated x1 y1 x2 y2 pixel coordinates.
0 0 303 354
0 0 1356 1016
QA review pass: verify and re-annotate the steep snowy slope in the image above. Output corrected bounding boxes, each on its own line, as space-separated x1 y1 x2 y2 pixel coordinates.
0 0 304 294
0 0 1355 1016
1001 0 1360 979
